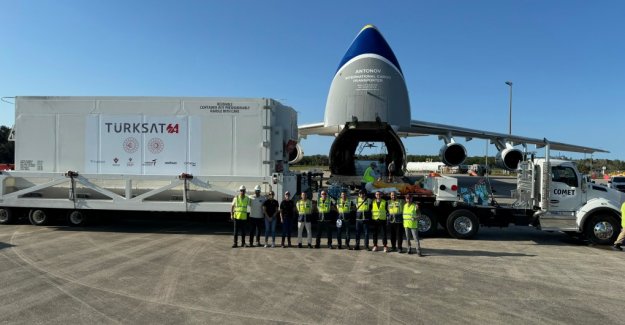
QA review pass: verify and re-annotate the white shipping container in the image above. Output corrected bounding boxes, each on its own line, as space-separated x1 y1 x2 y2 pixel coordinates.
14 96 297 177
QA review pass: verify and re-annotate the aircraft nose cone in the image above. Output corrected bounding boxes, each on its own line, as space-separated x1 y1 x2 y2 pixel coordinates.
336 25 402 74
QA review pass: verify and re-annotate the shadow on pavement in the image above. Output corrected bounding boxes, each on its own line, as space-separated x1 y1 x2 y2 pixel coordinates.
0 242 16 250
423 247 535 257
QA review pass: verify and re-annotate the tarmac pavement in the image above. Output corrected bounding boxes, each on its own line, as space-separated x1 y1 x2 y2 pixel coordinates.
1 217 624 325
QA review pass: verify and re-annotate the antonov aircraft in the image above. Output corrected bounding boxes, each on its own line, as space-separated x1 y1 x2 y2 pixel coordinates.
295 24 607 176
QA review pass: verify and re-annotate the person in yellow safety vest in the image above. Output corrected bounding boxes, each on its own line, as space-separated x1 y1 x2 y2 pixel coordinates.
353 189 371 250
361 162 379 190
231 185 251 248
612 201 625 251
402 194 423 256
315 191 336 249
387 191 404 253
371 191 389 252
296 192 313 248
335 190 354 250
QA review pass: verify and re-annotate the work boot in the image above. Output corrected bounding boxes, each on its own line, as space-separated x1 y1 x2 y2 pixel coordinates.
612 244 623 251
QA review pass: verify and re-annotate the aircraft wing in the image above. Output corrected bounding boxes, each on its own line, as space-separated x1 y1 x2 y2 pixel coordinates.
298 122 342 138
397 119 608 154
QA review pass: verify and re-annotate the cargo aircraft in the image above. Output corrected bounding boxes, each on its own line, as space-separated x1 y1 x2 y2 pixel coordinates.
293 24 607 176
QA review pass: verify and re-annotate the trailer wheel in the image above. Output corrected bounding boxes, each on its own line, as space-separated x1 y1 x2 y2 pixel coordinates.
0 208 14 225
446 209 479 239
418 208 438 237
584 214 619 245
29 209 50 226
68 210 87 227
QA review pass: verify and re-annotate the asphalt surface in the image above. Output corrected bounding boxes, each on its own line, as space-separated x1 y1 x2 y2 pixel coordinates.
1 217 624 325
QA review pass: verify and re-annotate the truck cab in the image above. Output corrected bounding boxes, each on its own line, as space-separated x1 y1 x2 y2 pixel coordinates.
608 175 625 192
534 159 624 244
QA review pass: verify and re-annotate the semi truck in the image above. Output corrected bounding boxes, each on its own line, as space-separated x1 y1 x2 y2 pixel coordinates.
0 96 299 226
414 152 625 245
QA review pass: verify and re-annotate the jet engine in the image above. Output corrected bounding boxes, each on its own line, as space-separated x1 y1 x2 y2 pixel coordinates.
288 143 304 165
439 142 467 166
496 147 523 170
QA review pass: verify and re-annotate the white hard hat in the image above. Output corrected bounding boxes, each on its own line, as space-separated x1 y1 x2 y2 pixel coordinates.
239 185 246 191
254 185 261 191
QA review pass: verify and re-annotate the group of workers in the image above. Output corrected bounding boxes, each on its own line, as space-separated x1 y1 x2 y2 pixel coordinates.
231 185 423 256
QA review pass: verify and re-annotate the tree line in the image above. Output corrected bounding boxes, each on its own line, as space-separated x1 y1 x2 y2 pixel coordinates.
293 153 625 174
0 126 14 164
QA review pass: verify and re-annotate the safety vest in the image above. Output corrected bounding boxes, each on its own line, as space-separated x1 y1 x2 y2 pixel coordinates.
318 199 332 214
362 166 375 183
356 197 370 212
402 203 419 229
371 199 387 220
388 199 402 223
297 199 312 215
337 198 351 214
233 195 250 220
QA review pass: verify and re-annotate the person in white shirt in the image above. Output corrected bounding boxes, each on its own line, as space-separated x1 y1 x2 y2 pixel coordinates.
248 185 267 247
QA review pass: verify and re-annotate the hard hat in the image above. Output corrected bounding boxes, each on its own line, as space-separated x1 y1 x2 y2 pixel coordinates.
254 185 261 191
239 185 246 191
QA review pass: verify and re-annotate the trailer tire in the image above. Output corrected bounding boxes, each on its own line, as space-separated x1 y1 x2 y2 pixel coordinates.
68 210 87 227
446 209 479 239
0 208 14 225
418 208 438 237
584 214 619 245
29 209 50 226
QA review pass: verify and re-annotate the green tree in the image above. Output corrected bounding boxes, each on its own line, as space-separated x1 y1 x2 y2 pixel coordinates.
0 126 14 163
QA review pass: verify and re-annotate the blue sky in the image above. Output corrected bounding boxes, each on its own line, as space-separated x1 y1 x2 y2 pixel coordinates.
1 0 624 161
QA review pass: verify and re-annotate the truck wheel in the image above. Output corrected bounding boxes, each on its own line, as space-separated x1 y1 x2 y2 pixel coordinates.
68 210 87 227
584 214 619 245
446 209 479 239
29 209 50 226
418 208 438 237
0 208 14 225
